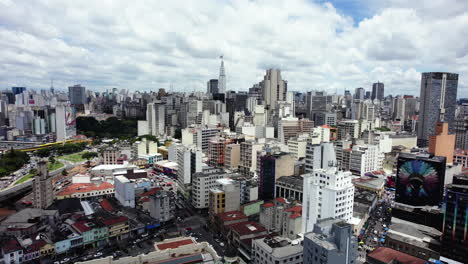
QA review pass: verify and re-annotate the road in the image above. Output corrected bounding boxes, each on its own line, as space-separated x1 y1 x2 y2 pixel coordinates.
357 188 394 263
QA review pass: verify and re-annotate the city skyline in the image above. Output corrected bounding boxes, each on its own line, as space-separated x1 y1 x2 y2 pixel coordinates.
1 0 467 97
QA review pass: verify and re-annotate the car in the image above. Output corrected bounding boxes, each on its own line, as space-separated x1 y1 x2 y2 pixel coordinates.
94 252 103 257
220 242 225 247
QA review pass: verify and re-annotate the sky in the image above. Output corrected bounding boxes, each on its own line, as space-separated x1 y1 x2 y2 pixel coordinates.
1 0 467 97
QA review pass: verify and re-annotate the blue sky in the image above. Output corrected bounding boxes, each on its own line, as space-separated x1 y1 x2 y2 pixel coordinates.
0 0 467 97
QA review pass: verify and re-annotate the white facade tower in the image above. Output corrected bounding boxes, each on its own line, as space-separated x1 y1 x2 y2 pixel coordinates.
302 167 355 233
218 56 226 94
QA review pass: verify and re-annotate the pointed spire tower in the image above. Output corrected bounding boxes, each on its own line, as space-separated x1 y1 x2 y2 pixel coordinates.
218 55 226 94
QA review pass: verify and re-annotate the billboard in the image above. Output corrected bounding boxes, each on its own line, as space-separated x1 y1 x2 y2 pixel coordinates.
395 154 446 206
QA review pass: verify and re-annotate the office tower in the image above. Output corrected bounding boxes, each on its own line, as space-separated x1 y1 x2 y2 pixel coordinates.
303 218 357 264
218 56 226 93
454 103 468 150
277 117 314 143
392 96 406 121
11 86 26 95
354 87 365 100
305 142 337 173
418 72 458 147
403 95 418 120
207 79 219 94
258 152 295 200
395 153 446 207
146 102 165 136
68 84 86 105
33 161 54 209
55 105 67 141
365 91 371 99
428 122 456 164
371 82 384 100
441 175 468 262
261 69 287 111
176 145 202 186
302 167 354 233
306 91 328 120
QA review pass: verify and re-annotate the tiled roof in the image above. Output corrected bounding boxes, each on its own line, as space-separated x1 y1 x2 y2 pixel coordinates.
73 220 93 233
2 239 22 253
229 221 267 236
100 199 115 212
284 205 302 213
261 202 274 208
102 216 128 226
217 211 248 222
57 182 114 196
320 125 333 129
274 197 286 204
140 187 162 197
156 239 194 250
24 240 46 253
289 213 301 219
368 247 426 264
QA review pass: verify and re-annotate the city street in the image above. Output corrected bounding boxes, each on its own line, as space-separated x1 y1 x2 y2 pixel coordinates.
357 188 394 263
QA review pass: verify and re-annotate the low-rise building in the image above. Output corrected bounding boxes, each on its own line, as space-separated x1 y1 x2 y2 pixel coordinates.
259 198 302 239
56 182 114 200
102 216 129 242
385 217 441 260
251 236 303 264
275 175 303 202
148 189 175 224
71 219 108 247
366 247 427 264
454 149 468 168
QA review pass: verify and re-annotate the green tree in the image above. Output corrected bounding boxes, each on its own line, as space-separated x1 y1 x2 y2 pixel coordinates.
61 169 68 176
81 151 98 160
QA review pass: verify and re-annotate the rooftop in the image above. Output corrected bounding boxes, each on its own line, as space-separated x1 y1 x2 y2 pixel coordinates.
101 216 128 226
388 217 441 249
254 236 303 258
155 238 195 251
229 221 267 236
367 247 427 264
57 182 114 196
2 208 57 225
217 211 248 222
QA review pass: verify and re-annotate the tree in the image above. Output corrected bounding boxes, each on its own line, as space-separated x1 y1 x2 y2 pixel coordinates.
61 169 68 176
49 156 56 164
81 152 98 160
29 168 37 175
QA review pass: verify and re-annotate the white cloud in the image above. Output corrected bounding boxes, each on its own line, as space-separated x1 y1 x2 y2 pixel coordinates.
0 0 466 97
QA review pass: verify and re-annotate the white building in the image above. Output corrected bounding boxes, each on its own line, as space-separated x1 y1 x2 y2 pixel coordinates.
305 142 337 173
251 237 303 264
114 175 135 208
287 135 308 159
147 102 165 136
191 168 229 209
310 125 331 144
182 126 220 152
176 145 202 185
302 167 354 233
349 145 384 176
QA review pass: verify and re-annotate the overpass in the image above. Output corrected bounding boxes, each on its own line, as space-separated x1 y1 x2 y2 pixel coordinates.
0 141 42 150
0 179 33 205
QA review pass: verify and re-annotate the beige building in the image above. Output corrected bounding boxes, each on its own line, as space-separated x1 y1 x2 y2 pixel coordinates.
277 117 314 143
225 144 240 170
33 161 54 209
101 147 120 164
429 122 455 164
259 198 302 239
209 178 240 215
261 69 287 112
239 140 263 177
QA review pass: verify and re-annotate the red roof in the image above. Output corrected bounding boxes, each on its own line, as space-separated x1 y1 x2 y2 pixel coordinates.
229 221 267 236
140 197 150 202
24 240 46 253
320 125 333 129
102 216 128 226
290 213 301 219
156 239 194 250
2 239 22 253
140 187 162 197
284 205 302 213
100 199 115 212
73 220 93 233
218 211 248 222
57 182 114 196
274 197 286 204
261 202 274 208
368 247 426 264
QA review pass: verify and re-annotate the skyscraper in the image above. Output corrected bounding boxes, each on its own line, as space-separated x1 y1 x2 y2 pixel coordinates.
33 161 54 209
371 82 384 101
417 72 458 147
207 79 219 94
146 102 165 136
218 56 226 94
354 87 365 100
261 69 287 111
68 84 86 105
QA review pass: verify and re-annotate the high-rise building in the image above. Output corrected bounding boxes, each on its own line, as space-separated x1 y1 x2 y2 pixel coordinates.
261 69 287 111
371 82 384 101
303 218 357 264
258 152 295 200
354 87 365 100
33 161 54 209
176 145 202 186
306 91 328 120
218 57 226 94
11 86 26 95
114 176 135 208
68 84 86 105
428 122 456 164
209 178 241 215
146 102 165 136
304 142 337 173
441 175 468 262
417 72 458 147
395 153 446 207
302 167 354 233
277 117 314 143
207 79 219 94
